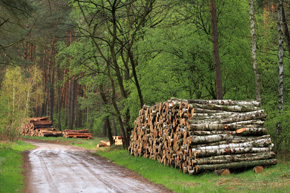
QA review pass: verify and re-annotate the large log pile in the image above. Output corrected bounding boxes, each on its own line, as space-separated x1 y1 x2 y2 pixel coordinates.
21 117 62 137
63 129 92 139
129 98 276 174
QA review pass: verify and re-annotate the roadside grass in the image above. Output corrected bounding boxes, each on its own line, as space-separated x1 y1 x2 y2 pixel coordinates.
21 136 106 150
0 140 34 193
98 149 290 193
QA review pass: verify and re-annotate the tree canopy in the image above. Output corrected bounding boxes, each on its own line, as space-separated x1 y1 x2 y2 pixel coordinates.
1 0 290 151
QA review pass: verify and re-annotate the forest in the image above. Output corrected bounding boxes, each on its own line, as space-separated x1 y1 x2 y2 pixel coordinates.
0 0 289 152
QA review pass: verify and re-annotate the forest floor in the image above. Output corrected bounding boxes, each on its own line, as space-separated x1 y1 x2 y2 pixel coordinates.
23 140 170 193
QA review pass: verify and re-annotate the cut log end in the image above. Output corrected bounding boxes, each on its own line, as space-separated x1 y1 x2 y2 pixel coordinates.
253 166 264 173
236 128 246 134
214 169 231 176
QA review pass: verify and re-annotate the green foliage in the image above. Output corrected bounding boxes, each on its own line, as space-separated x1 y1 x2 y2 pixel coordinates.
0 66 42 141
0 140 34 193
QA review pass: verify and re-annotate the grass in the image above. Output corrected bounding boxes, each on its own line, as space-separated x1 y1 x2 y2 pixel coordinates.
0 140 35 193
98 149 290 193
22 135 107 150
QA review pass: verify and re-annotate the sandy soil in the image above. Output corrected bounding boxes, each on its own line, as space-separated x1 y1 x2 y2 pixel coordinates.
23 141 171 193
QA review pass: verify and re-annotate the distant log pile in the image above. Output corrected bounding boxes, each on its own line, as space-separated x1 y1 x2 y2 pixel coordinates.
21 117 62 137
129 98 276 174
63 129 92 139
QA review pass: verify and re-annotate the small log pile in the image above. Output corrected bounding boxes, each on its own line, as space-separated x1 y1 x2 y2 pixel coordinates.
129 98 276 174
113 136 123 146
20 117 62 137
62 129 92 139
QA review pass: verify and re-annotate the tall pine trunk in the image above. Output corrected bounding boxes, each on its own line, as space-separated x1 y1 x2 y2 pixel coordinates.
277 0 283 137
210 0 223 99
282 5 290 56
249 0 261 102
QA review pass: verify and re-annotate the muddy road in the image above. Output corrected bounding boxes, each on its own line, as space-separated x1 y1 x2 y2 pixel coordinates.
24 141 170 193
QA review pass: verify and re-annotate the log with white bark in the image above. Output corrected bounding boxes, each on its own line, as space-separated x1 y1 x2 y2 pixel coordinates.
186 99 261 107
191 152 275 165
187 120 264 131
195 159 276 172
189 134 233 144
236 127 267 135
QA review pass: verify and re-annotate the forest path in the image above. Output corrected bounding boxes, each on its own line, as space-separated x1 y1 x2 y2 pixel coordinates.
23 141 169 193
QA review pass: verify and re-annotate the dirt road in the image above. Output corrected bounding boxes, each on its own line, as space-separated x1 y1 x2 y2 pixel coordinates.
24 141 170 193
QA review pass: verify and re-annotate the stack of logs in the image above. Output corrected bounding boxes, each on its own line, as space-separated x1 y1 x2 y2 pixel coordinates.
129 98 276 174
63 129 92 139
21 117 62 137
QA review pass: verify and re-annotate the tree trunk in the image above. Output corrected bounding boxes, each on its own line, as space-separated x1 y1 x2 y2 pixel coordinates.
41 45 48 117
277 0 283 136
68 78 75 129
67 79 71 128
105 116 114 145
108 66 129 148
282 5 290 56
102 119 107 137
128 50 144 108
210 0 223 99
57 64 62 131
112 119 117 136
249 0 261 102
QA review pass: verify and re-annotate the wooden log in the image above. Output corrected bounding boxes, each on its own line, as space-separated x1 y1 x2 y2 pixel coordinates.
253 166 264 173
186 99 261 107
100 140 111 146
187 120 264 131
29 117 50 122
192 137 272 152
189 134 233 144
191 152 275 165
236 128 267 135
214 169 231 176
195 159 276 172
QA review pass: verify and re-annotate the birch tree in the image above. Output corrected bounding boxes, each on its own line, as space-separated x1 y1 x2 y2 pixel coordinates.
277 0 283 136
249 0 261 102
210 0 223 99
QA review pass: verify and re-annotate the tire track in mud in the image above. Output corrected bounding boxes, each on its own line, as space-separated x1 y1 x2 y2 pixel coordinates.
37 154 60 193
24 141 170 193
68 154 122 193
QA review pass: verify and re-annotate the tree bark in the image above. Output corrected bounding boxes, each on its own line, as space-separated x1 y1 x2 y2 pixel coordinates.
108 66 129 148
195 159 276 172
187 119 264 131
236 127 267 135
192 152 275 165
102 119 107 137
99 80 113 143
112 119 117 136
210 0 223 99
189 134 233 144
282 5 290 56
105 116 114 145
128 50 144 108
277 0 283 136
249 0 262 102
